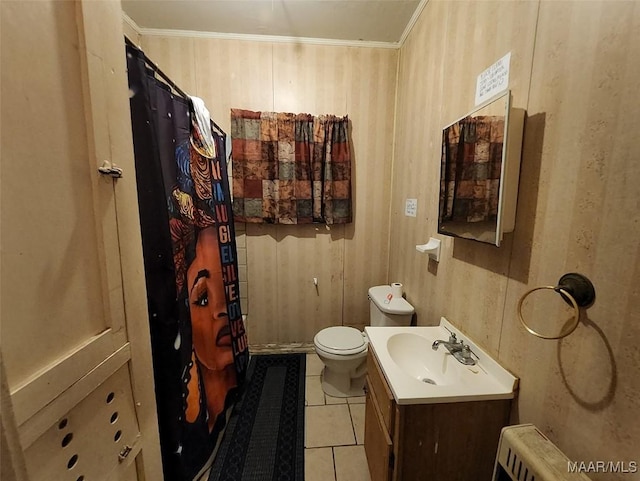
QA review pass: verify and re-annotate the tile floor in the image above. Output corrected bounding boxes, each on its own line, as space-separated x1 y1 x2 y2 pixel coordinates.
200 351 372 481
305 352 372 481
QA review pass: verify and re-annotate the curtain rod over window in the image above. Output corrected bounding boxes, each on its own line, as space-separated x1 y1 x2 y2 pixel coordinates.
124 36 226 137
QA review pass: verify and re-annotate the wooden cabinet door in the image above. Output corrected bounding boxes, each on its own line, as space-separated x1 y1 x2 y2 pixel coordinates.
367 351 396 434
364 377 393 481
0 1 161 480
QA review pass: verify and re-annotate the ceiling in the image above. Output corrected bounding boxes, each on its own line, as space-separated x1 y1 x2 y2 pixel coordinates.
122 0 424 45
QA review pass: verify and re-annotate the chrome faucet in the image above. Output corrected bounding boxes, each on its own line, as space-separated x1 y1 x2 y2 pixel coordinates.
432 332 462 352
432 332 476 366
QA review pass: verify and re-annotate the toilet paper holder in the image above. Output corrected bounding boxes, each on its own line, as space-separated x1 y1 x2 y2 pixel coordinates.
416 237 441 262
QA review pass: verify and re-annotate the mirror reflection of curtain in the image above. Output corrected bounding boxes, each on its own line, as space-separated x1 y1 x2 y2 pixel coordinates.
441 115 504 223
230 109 352 224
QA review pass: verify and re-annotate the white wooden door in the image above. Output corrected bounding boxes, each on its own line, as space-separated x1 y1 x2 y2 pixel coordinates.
0 1 162 480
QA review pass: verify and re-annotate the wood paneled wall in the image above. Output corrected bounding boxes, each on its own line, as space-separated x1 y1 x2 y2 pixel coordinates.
392 1 640 476
141 36 398 344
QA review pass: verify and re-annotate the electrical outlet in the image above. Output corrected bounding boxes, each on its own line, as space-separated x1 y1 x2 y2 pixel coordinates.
405 198 417 217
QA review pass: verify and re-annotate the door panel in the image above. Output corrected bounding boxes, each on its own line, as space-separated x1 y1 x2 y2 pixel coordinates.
24 366 140 481
11 331 116 428
0 0 110 389
18 344 131 450
0 1 161 480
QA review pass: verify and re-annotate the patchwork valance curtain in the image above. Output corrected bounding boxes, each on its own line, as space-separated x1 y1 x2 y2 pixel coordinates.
440 115 504 223
230 109 352 224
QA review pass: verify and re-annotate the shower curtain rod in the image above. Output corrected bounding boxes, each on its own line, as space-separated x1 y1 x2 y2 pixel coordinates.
124 36 226 137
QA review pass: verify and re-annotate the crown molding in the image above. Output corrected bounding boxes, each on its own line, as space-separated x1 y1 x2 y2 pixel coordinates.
122 12 142 35
137 27 400 49
399 0 428 46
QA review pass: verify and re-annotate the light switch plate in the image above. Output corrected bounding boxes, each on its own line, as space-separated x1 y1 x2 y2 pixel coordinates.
405 198 417 217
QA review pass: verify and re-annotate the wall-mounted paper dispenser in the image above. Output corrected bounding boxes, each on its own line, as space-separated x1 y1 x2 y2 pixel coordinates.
438 91 525 246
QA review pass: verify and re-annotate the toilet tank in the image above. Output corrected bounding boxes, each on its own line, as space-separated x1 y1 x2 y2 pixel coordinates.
368 285 415 327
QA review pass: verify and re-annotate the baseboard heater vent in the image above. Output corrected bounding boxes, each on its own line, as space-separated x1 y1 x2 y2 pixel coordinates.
492 424 591 481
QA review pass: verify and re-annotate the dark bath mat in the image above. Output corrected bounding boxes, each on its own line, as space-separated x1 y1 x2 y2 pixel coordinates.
208 353 306 481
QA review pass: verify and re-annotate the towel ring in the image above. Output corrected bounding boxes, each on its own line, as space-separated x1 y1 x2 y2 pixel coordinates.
517 273 596 340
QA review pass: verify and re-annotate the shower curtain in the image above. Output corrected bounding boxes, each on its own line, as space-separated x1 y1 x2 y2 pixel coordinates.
126 44 249 481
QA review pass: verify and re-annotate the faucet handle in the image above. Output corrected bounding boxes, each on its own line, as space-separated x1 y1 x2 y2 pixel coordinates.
443 326 460 344
461 344 477 359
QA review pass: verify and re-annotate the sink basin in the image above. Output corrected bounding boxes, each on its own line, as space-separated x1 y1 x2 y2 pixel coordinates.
365 318 518 405
386 333 461 386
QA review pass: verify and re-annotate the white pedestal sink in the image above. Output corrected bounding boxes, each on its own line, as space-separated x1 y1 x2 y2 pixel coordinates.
365 317 518 405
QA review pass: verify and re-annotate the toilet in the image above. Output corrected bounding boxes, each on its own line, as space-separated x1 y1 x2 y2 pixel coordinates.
313 285 415 397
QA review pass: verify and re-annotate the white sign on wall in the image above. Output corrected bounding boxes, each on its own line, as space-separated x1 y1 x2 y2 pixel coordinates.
475 52 511 106
405 198 417 217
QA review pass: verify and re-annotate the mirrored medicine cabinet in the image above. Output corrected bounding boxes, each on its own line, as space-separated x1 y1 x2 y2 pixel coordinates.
438 91 525 247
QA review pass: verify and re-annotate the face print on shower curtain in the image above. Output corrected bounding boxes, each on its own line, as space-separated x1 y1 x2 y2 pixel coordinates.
169 115 249 435
182 226 236 431
169 128 246 431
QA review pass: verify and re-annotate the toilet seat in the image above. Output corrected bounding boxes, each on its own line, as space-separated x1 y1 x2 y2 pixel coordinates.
314 326 367 356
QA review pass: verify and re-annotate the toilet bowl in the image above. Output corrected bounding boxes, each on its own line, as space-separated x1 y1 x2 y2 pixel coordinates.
314 285 415 398
313 326 368 398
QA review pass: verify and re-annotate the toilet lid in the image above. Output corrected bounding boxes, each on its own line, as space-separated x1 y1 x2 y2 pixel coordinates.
315 326 367 355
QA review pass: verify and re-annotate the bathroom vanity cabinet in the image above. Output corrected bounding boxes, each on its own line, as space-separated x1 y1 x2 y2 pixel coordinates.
364 349 511 481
